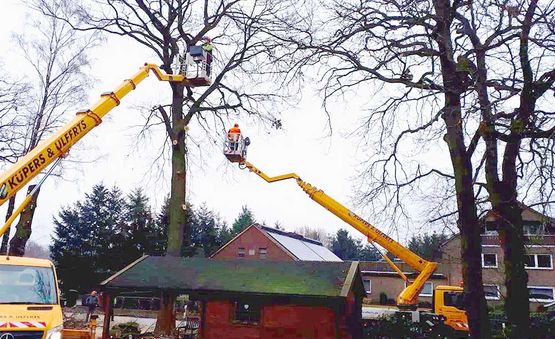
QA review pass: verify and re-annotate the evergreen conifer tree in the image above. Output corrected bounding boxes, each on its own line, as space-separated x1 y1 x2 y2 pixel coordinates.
124 188 159 260
231 206 255 235
50 184 127 294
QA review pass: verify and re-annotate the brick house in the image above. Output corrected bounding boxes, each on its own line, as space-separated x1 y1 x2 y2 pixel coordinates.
359 261 448 306
441 205 555 310
100 256 365 339
211 224 341 261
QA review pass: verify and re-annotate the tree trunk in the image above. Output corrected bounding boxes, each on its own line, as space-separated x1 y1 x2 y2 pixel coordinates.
0 195 16 254
156 80 190 335
442 99 491 338
431 0 491 334
459 209 490 337
167 83 188 257
154 291 176 335
8 186 40 256
496 198 529 338
493 4 538 332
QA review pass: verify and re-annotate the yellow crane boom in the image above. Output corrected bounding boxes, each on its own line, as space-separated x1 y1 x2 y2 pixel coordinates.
0 63 187 238
242 161 437 307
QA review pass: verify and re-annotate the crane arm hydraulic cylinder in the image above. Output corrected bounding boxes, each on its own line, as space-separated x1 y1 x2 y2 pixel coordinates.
0 64 185 237
243 161 437 306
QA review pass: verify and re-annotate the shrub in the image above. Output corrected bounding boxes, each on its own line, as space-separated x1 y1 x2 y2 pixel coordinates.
379 292 388 305
362 313 452 338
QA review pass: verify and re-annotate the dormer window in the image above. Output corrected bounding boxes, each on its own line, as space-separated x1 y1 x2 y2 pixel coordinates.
523 223 544 236
483 222 498 235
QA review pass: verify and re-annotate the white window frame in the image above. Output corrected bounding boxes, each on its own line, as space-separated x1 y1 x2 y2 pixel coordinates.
483 284 501 300
481 253 498 268
362 278 371 294
419 282 433 297
528 286 555 303
259 247 268 259
524 254 553 270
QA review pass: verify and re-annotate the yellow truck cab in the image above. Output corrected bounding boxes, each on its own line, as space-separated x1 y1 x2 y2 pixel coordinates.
0 256 63 339
433 285 469 333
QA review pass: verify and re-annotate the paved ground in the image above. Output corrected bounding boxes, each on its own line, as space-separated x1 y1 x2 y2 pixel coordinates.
65 306 392 337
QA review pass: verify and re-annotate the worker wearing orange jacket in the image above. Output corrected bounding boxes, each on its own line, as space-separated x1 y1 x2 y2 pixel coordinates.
228 123 241 151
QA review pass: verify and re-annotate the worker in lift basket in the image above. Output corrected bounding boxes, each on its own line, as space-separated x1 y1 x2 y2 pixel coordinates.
228 123 241 151
201 36 214 76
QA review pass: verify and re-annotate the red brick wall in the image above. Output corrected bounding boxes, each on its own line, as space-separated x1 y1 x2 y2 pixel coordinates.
212 226 294 261
201 300 345 339
361 274 445 305
441 235 555 310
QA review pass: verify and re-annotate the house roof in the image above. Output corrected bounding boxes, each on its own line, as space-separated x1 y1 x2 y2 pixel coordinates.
440 203 555 249
483 202 555 226
358 261 447 279
260 226 342 262
210 224 342 262
101 256 360 298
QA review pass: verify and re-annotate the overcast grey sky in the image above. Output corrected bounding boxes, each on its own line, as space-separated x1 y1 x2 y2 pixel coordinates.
0 0 448 249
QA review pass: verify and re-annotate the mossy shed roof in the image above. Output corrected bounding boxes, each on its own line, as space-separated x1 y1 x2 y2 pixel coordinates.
100 256 361 298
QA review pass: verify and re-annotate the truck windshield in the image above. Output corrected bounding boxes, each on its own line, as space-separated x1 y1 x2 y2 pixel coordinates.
0 265 57 304
444 291 465 310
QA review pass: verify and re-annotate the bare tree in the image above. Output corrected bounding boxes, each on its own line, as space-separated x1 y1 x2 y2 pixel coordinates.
452 1 555 335
294 226 329 245
38 0 295 334
24 240 51 259
0 70 29 255
276 0 495 335
0 1 99 256
0 69 29 164
280 0 555 335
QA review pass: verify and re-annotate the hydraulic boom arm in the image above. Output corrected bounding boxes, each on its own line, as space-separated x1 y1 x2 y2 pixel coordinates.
243 161 437 307
0 64 186 237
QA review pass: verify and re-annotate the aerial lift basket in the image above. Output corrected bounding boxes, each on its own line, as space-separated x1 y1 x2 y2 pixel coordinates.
223 133 250 163
177 45 212 87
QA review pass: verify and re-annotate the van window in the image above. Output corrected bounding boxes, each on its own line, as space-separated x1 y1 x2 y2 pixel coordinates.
0 265 57 304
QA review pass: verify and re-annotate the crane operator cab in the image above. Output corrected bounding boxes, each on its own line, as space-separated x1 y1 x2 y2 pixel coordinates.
224 123 250 163
177 37 213 87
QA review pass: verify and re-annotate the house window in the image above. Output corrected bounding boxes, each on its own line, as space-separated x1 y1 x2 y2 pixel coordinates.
482 253 498 268
363 278 371 293
537 255 552 268
419 282 433 297
523 223 544 235
528 287 555 302
259 248 267 259
524 254 553 269
483 222 498 234
238 247 246 257
484 284 500 300
233 300 261 324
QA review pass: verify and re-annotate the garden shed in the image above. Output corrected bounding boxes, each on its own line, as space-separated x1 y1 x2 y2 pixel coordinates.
100 256 364 339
